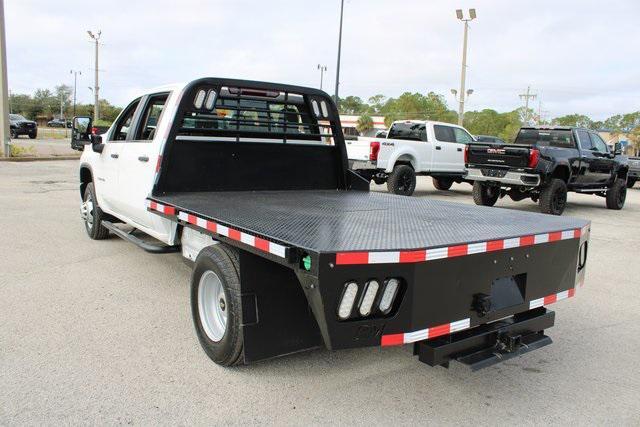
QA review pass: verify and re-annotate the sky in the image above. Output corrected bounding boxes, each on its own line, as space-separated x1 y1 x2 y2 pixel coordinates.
5 0 640 120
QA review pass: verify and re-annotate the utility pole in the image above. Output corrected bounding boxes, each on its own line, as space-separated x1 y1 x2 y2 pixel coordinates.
87 30 101 121
334 0 344 109
455 9 476 126
0 0 10 157
70 70 81 117
317 64 327 90
519 86 537 124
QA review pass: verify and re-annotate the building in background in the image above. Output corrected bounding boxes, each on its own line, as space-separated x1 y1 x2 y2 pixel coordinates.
339 115 386 138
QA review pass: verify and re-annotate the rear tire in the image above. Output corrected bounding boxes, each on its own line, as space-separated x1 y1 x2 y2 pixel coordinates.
626 178 637 189
472 182 499 207
539 178 568 215
9 129 17 139
432 177 453 191
606 179 627 210
82 182 110 240
191 244 244 366
387 164 416 196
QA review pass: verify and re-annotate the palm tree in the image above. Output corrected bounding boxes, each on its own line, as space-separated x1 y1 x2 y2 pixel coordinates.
356 114 374 134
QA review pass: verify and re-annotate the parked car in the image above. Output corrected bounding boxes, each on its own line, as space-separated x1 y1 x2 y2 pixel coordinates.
47 118 71 128
466 126 629 215
71 78 590 370
347 120 475 195
627 156 640 188
9 114 37 139
475 135 505 144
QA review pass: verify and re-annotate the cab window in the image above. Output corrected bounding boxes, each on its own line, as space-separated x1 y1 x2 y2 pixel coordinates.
589 133 608 153
136 94 168 140
110 99 140 141
577 130 593 150
434 125 455 142
453 127 474 144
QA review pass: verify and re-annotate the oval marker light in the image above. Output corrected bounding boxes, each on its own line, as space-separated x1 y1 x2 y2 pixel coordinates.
338 282 358 320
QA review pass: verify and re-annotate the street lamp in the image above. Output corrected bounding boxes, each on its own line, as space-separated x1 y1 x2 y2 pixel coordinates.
70 70 81 117
334 0 345 107
317 64 328 90
87 30 101 120
455 8 476 126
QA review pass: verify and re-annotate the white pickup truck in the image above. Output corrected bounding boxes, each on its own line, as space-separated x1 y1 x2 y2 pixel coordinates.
69 78 590 369
347 120 476 195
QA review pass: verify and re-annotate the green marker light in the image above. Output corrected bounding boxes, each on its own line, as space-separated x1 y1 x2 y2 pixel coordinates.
302 255 312 271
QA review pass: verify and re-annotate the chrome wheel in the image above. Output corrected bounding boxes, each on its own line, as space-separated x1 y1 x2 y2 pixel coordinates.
198 270 228 342
81 196 94 230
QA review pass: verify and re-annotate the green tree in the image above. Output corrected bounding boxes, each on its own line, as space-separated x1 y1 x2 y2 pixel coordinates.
339 96 366 115
367 94 386 114
552 114 593 128
356 113 374 134
380 92 456 127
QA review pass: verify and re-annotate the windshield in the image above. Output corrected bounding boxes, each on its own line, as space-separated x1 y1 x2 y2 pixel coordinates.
515 128 574 148
9 114 26 121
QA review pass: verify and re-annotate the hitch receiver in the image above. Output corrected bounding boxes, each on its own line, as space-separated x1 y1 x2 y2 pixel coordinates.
415 308 555 371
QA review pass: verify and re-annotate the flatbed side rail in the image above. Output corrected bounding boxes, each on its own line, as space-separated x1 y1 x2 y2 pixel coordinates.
146 199 294 267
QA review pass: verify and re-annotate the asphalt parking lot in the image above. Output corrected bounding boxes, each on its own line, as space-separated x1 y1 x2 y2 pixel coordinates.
1 160 638 425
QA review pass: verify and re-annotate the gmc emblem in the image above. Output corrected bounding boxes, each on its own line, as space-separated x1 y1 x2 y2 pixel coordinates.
487 148 506 154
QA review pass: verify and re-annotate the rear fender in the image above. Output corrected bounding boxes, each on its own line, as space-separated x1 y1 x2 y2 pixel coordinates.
385 149 418 173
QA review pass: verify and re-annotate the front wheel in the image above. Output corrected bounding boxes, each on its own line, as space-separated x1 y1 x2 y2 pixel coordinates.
432 177 453 191
626 178 637 189
191 244 244 366
472 182 499 206
29 132 37 139
82 182 110 239
606 179 627 210
387 164 416 196
9 129 17 139
539 178 568 215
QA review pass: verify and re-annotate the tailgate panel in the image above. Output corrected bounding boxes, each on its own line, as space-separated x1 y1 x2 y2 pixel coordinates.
468 143 531 168
316 228 587 350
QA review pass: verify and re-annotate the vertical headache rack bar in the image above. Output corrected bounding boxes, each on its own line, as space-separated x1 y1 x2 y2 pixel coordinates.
235 87 240 143
283 91 288 144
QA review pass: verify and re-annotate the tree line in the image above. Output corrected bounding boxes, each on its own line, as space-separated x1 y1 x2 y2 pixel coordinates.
9 84 122 125
338 93 640 145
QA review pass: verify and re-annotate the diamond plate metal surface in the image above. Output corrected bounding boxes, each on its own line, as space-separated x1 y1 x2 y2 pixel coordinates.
153 190 588 253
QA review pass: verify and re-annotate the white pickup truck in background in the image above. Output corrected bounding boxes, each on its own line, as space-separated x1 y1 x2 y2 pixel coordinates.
347 120 476 195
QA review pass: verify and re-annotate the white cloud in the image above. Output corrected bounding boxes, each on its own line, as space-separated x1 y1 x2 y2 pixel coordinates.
5 0 640 120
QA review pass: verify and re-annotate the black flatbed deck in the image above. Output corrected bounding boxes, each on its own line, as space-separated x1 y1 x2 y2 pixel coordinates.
151 190 588 253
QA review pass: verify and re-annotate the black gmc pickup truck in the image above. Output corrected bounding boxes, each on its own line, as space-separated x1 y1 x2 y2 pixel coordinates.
465 126 629 215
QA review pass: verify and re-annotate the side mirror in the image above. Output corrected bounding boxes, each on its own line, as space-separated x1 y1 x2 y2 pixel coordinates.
91 134 104 153
614 142 622 156
71 116 92 151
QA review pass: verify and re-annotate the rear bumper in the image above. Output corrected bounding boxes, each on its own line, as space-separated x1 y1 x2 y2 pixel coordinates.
416 307 555 370
466 167 541 187
348 159 377 170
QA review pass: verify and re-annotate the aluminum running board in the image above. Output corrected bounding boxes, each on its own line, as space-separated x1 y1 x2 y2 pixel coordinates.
102 221 181 254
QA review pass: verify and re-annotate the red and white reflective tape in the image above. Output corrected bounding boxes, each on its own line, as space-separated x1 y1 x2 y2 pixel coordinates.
146 200 176 216
529 288 575 309
335 228 582 265
382 287 578 347
381 318 471 347
177 211 287 259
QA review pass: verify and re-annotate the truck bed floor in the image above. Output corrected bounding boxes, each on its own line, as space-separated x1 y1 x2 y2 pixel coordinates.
151 190 588 253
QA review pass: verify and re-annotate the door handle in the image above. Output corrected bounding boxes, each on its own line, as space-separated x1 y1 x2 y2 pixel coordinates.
138 156 149 162
457 147 463 152
436 146 442 150
110 153 119 159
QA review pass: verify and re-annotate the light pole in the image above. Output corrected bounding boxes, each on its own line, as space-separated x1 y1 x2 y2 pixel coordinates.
0 0 10 157
334 0 344 108
455 8 476 126
317 64 327 90
70 70 81 117
87 30 101 121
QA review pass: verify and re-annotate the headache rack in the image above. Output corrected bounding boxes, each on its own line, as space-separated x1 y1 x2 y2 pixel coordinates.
175 80 340 144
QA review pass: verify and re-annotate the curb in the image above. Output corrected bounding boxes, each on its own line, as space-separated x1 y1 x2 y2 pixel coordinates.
0 156 80 162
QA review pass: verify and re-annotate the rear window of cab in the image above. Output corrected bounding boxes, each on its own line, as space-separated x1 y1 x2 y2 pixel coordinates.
515 129 575 148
